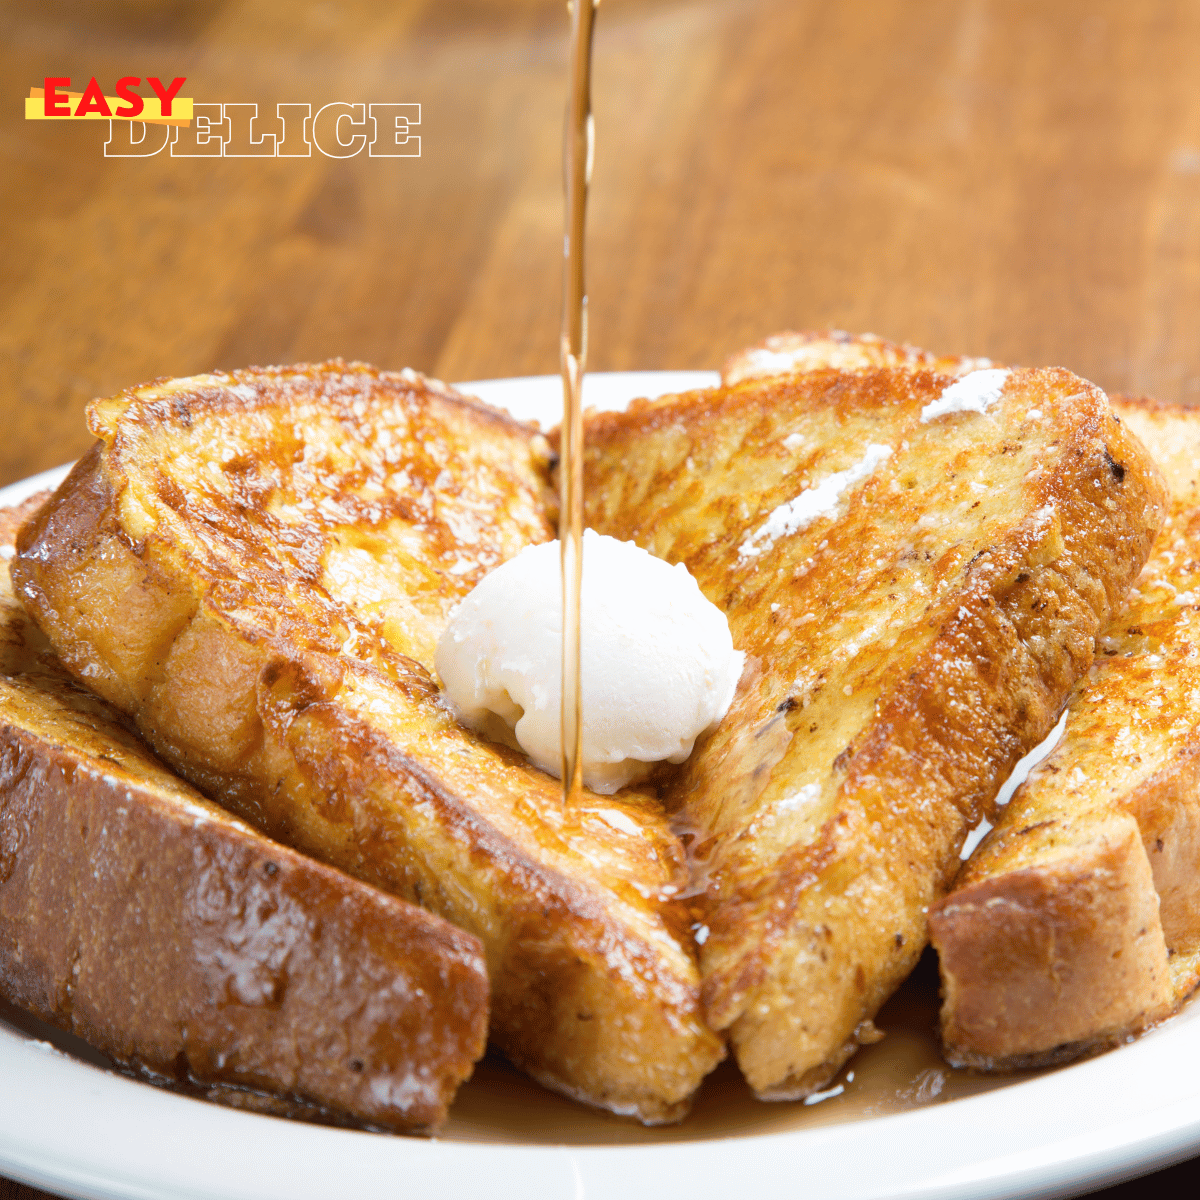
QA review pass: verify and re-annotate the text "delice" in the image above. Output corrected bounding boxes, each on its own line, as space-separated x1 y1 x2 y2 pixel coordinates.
107 102 421 158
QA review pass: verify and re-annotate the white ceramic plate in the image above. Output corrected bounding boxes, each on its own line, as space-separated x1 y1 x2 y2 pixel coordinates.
2 371 1199 1200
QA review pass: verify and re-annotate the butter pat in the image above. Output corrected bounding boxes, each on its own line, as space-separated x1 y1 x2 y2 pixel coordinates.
436 531 744 794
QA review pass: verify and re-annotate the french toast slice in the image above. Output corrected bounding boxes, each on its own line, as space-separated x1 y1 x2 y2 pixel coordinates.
929 397 1200 1068
580 365 1165 1098
0 499 489 1133
721 332 1200 1067
11 362 724 1123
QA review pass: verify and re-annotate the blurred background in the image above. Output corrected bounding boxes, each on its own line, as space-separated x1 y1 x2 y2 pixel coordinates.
4 0 1200 488
2 1 1200 1196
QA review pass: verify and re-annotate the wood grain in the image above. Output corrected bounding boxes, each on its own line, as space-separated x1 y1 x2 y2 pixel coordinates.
4 0 1200 489
3 0 1200 1196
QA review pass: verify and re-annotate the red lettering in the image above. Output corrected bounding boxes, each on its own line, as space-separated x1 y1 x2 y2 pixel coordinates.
148 76 186 118
114 77 144 119
43 77 71 116
74 77 112 118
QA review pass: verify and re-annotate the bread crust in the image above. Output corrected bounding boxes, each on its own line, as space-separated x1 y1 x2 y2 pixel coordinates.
3 490 490 1131
930 397 1200 1068
581 365 1166 1096
0 673 489 1134
931 811 1173 1067
0 492 63 682
722 328 994 386
11 362 723 1123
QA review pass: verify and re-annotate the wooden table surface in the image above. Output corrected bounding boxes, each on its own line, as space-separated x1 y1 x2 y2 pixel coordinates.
2 0 1200 1196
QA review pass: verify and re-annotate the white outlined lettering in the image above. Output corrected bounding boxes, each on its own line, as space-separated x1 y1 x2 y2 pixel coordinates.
170 103 228 156
312 102 368 158
368 103 420 157
223 103 277 157
103 103 419 159
276 103 312 157
104 120 170 157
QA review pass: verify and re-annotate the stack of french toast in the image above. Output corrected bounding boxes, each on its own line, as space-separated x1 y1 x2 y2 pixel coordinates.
1 334 1196 1132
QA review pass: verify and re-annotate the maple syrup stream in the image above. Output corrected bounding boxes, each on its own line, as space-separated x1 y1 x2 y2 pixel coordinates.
559 0 598 807
461 0 1067 1132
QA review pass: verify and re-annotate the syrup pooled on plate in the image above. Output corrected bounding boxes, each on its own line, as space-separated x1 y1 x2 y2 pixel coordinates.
439 950 1048 1144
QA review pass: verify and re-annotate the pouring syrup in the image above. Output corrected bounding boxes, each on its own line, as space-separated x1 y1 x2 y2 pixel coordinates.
559 0 598 807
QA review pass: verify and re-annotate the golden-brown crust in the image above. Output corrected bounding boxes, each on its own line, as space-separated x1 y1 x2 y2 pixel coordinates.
930 396 1200 1069
13 362 723 1123
582 365 1165 1097
3 488 491 1131
721 329 994 386
1129 740 1200 952
0 672 489 1134
0 491 64 683
0 492 51 549
931 811 1173 1068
